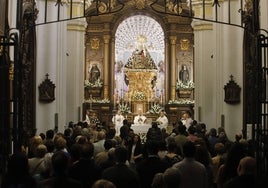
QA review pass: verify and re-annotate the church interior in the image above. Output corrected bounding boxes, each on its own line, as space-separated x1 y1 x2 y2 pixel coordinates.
0 0 268 180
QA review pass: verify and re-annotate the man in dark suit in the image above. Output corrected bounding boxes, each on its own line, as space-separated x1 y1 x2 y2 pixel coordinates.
136 140 169 188
69 142 102 188
102 146 141 188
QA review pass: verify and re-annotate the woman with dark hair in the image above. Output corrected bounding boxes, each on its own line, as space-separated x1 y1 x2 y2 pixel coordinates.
128 134 144 168
1 152 37 188
146 122 163 142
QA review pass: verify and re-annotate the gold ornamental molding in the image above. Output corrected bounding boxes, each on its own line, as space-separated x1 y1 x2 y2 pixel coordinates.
104 85 109 99
169 36 177 45
193 23 213 31
67 23 86 32
90 37 100 50
9 63 14 81
180 39 190 51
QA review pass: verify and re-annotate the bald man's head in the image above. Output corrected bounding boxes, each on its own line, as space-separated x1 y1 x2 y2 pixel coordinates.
237 156 256 176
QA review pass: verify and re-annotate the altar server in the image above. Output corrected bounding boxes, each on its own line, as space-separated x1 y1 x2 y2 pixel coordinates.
112 110 125 135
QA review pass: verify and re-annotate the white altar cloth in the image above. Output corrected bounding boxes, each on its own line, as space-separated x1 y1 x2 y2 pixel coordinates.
131 124 151 134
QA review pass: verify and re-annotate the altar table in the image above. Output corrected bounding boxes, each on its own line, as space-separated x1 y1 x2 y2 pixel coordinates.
131 124 152 134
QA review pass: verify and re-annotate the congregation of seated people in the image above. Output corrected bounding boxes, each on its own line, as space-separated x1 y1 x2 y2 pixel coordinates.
1 114 266 188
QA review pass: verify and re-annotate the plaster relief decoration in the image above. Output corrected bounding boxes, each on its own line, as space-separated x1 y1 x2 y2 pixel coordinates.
38 74 55 103
90 37 100 50
180 39 190 51
224 75 241 104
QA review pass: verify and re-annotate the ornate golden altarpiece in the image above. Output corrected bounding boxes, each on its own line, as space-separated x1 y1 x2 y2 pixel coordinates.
124 48 158 113
83 5 195 125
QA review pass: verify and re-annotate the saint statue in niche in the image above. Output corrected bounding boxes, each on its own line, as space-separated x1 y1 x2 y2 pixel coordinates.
151 75 157 90
89 64 100 83
179 65 189 84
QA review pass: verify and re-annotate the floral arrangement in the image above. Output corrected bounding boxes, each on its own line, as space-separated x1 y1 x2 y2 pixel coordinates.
132 91 145 100
176 80 195 90
148 103 162 114
118 103 131 114
168 99 195 104
84 78 103 88
84 98 110 103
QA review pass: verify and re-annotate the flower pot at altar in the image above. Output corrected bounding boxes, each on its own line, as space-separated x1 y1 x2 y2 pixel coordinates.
176 89 193 98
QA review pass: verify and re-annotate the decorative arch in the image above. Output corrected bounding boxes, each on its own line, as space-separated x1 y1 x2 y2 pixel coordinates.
114 14 165 104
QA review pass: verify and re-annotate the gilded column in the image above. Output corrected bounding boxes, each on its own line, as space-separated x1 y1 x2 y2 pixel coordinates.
103 35 110 99
110 37 115 100
170 36 177 100
165 37 169 102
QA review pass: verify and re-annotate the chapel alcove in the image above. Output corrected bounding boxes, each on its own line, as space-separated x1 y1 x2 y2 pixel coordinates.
84 4 194 125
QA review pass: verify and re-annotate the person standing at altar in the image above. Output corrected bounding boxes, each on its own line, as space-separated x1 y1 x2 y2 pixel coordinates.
181 111 193 130
112 110 125 135
156 110 169 129
133 109 147 124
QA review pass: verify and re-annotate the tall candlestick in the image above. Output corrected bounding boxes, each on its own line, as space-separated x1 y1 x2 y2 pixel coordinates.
129 95 131 112
160 90 163 106
90 94 92 110
113 94 116 109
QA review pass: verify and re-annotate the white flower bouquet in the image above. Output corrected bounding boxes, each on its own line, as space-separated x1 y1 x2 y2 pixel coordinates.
84 98 110 103
168 99 195 104
149 103 162 114
118 103 131 114
176 80 195 90
84 78 103 88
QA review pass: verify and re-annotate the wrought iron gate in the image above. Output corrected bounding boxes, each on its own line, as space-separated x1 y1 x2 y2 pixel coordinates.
255 30 268 179
0 0 267 177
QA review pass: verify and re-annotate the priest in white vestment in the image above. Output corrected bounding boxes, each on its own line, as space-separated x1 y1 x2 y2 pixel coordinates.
112 110 125 135
156 110 168 129
133 109 147 124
